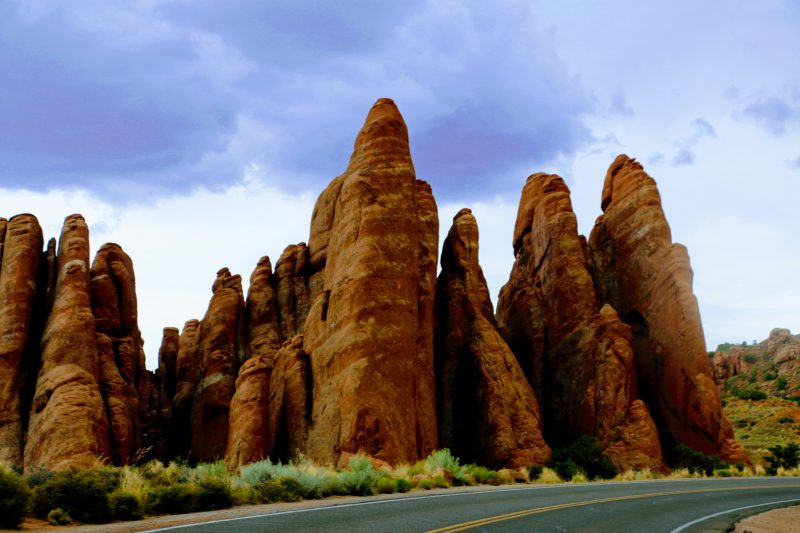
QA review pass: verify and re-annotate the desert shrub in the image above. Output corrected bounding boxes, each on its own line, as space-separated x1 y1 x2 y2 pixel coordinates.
537 467 562 484
431 474 449 488
24 467 53 488
145 483 199 514
32 469 116 523
0 466 31 529
394 478 412 493
140 460 190 487
192 461 229 484
425 449 460 475
462 464 497 485
776 377 788 391
47 508 71 525
528 465 543 481
418 479 433 490
743 353 758 364
109 490 144 521
764 372 778 381
254 478 304 503
779 416 794 424
714 469 733 477
376 477 396 494
670 444 724 476
549 437 616 481
197 478 233 511
335 455 382 496
764 443 800 475
736 387 767 401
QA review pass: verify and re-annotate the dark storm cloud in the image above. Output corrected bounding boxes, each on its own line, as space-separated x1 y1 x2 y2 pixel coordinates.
0 1 595 201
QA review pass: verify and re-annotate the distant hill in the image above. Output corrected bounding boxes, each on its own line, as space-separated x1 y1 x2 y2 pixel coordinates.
711 329 800 464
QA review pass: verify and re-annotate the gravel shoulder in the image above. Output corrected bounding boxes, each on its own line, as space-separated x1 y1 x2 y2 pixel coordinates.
732 504 800 533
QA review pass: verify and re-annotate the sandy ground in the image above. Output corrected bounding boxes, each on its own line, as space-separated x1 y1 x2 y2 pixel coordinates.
733 504 800 533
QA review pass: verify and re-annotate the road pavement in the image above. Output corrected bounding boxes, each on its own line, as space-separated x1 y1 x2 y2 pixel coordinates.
140 477 800 533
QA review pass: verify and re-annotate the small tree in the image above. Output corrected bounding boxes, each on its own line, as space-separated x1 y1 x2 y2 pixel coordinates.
764 443 800 475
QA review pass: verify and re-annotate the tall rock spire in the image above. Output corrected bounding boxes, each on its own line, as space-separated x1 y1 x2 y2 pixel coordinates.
588 155 746 462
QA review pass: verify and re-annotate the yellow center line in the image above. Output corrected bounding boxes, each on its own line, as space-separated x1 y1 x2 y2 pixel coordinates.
425 484 800 533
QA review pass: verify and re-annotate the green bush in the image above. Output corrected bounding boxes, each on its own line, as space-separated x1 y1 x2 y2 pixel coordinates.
764 372 778 381
197 478 233 511
736 387 767 401
528 465 543 481
425 449 460 474
714 469 733 477
146 483 199 515
24 467 53 488
376 477 395 494
671 444 724 476
776 377 788 391
462 464 497 485
764 443 800 475
32 469 115 523
335 456 381 496
0 467 31 529
779 416 794 424
549 436 616 481
109 490 143 521
47 508 71 525
254 478 303 503
743 353 758 364
394 478 412 493
418 479 434 490
431 474 449 488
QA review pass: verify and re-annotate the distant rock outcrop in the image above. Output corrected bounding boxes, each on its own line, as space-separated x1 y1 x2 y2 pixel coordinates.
588 155 743 463
497 174 665 472
436 209 550 468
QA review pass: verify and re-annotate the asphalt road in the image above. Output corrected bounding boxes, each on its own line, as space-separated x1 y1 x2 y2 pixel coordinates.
142 478 800 533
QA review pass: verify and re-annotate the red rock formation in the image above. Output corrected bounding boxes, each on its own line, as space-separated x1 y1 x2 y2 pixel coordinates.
267 335 310 462
275 245 311 339
711 348 754 383
436 209 551 468
166 319 201 459
25 215 111 471
302 98 439 466
0 215 43 466
497 173 665 472
90 243 144 465
225 257 283 470
158 327 180 404
190 268 244 461
588 155 742 462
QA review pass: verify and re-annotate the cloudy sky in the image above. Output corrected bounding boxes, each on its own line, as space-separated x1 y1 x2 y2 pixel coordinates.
1 1 798 368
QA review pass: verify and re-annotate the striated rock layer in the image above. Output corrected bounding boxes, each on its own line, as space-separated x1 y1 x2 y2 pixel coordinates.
302 98 439 466
25 215 111 471
497 174 665 472
587 155 744 463
436 209 550 468
0 215 44 466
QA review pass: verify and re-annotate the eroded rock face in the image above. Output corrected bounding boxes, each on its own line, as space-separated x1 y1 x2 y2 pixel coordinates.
497 174 665 472
302 98 439 465
0 215 44 466
587 155 741 461
25 215 110 471
267 335 310 463
90 243 144 465
190 269 244 461
436 209 550 468
166 319 201 459
275 246 312 339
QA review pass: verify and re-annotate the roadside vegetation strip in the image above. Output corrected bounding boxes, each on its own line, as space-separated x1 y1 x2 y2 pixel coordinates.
425 485 800 533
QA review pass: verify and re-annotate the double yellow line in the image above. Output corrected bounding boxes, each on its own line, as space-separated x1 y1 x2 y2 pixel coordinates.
426 484 800 532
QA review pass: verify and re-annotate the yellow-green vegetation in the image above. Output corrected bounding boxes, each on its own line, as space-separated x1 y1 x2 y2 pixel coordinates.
1 445 798 528
724 397 800 465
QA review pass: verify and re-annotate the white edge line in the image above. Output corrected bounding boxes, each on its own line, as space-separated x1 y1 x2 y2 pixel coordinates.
140 478 795 532
668 497 800 533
